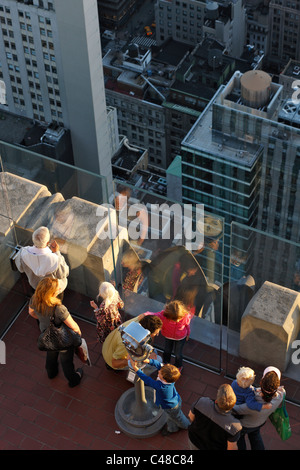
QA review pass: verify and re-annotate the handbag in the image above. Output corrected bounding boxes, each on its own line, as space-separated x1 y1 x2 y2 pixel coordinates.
269 394 292 441
75 338 91 366
38 307 82 351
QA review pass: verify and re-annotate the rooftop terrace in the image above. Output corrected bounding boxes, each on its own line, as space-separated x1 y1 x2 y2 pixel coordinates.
1 287 299 452
0 141 299 453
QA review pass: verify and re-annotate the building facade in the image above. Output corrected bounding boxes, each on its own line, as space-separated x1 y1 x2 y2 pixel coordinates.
155 0 246 58
268 0 300 70
0 0 113 188
181 70 300 281
245 0 270 54
97 0 140 30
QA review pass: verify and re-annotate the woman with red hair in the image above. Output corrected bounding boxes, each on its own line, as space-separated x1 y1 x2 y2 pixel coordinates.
29 277 83 388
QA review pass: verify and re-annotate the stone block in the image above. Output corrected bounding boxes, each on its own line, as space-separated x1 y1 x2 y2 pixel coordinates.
239 281 300 371
0 172 51 238
0 172 128 299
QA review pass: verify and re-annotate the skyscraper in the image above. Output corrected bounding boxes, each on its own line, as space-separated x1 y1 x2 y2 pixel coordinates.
0 0 112 188
268 0 300 70
181 69 300 282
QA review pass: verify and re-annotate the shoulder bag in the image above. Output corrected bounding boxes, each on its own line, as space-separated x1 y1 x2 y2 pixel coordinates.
38 306 82 351
269 393 292 441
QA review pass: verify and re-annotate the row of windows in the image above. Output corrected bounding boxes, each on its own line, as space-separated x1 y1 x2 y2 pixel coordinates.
0 1 55 11
159 10 202 19
1 27 14 37
0 5 10 13
1 19 53 37
2 9 52 23
160 3 204 11
38 15 51 25
23 46 55 61
0 16 11 25
0 20 53 42
109 97 163 118
12 96 62 117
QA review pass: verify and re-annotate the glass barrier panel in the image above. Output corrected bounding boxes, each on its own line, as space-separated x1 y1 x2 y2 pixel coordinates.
0 141 116 335
0 139 226 373
111 179 225 373
227 222 300 405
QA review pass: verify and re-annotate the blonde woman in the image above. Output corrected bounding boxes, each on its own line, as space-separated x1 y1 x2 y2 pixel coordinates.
29 277 83 388
90 282 124 343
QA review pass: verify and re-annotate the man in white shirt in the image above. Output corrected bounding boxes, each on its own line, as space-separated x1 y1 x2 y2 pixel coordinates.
15 226 69 294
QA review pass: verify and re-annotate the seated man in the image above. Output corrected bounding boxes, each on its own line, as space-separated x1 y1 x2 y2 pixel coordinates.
14 226 69 295
102 314 162 371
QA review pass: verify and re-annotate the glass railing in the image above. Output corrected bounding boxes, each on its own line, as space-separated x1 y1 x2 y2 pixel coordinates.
110 179 225 372
0 140 225 372
1 139 300 389
227 222 300 405
0 140 115 335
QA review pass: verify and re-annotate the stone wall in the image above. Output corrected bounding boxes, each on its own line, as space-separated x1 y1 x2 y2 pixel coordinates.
240 281 300 371
0 172 127 299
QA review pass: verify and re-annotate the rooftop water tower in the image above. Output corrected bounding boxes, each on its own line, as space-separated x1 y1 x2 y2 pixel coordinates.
240 70 272 108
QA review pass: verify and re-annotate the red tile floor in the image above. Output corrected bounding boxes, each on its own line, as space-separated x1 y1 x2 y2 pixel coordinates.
0 304 300 451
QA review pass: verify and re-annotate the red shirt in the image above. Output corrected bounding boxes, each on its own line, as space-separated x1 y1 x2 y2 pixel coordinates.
144 310 191 340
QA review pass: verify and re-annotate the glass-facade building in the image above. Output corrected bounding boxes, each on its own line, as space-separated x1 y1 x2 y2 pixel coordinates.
181 71 300 285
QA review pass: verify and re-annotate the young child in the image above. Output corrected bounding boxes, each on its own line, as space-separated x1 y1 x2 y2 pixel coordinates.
232 366 272 411
143 300 191 372
90 282 124 343
130 358 190 436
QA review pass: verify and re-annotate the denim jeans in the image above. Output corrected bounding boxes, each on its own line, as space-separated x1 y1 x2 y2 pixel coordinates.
45 347 81 387
163 337 186 368
237 425 265 450
164 397 190 432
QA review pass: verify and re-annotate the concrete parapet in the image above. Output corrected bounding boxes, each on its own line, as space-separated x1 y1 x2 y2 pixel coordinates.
0 172 127 299
239 281 300 371
0 172 51 238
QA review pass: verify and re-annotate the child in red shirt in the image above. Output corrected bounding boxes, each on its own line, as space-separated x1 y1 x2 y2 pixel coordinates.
143 300 191 372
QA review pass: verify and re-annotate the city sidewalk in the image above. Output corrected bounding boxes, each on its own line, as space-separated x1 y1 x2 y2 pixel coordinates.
0 305 299 451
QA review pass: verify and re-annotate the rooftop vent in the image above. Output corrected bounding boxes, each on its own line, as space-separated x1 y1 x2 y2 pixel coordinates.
128 44 139 58
208 49 223 69
206 1 219 20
